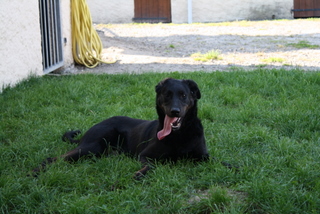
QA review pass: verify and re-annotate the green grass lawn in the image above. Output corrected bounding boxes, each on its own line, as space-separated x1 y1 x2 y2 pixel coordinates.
1 69 320 213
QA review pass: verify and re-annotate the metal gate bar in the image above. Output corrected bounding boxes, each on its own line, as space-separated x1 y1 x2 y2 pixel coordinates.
39 0 63 74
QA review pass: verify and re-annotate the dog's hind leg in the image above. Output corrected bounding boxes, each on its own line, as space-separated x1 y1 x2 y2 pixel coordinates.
59 143 106 162
31 141 105 177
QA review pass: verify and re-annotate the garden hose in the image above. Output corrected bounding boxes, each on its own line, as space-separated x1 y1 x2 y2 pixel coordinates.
71 0 116 68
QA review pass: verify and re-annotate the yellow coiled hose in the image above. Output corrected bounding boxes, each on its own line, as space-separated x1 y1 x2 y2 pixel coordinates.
71 0 116 68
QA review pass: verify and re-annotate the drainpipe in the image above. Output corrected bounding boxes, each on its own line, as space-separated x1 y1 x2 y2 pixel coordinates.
188 0 192 24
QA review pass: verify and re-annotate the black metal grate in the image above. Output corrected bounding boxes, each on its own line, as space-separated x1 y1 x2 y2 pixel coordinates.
39 0 63 74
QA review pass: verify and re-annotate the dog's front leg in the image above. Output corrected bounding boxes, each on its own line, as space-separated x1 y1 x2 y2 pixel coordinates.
133 142 170 180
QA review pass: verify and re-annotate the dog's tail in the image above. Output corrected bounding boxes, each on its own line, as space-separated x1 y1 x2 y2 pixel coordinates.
62 130 81 144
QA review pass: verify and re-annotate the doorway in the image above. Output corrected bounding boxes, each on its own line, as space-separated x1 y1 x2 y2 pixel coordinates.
133 0 171 23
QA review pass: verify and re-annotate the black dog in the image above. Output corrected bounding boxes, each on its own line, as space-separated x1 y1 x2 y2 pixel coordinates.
32 78 209 179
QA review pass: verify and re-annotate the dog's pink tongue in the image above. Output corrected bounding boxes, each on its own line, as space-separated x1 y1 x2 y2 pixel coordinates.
157 115 178 140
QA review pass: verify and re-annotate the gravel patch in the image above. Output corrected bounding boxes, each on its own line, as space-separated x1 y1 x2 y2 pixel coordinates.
71 19 320 74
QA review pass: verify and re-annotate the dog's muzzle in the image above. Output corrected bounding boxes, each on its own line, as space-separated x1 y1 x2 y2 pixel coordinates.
157 115 182 140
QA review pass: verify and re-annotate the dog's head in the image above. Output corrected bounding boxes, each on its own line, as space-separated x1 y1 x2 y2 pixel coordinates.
155 78 201 140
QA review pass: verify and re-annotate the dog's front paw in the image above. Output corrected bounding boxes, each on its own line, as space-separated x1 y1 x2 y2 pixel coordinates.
133 165 150 180
133 171 145 180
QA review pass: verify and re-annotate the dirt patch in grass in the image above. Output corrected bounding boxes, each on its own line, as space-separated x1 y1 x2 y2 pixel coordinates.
68 19 320 74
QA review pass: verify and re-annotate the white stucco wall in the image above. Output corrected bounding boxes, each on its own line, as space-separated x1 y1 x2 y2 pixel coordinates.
0 0 43 90
87 0 134 24
188 0 293 23
0 0 73 92
87 0 292 24
171 0 188 23
61 0 73 68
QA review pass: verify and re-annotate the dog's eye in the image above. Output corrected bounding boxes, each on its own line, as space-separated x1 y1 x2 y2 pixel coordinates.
164 92 172 98
181 93 186 99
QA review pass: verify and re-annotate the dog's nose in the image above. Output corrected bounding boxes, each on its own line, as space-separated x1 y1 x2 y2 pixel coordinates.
170 108 180 116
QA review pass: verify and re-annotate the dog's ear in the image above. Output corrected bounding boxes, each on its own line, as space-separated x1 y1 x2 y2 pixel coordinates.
155 78 171 94
184 79 201 99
